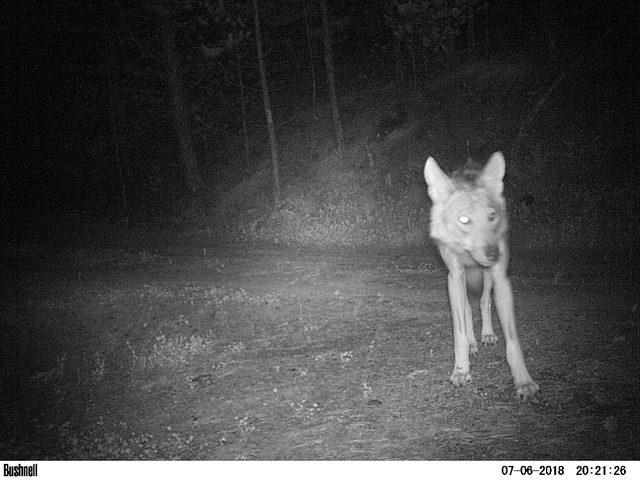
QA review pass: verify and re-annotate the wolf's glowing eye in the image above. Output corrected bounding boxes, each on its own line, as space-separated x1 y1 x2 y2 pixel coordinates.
488 210 497 221
458 215 471 225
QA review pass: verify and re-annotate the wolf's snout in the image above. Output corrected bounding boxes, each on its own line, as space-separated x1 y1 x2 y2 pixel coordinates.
485 245 499 263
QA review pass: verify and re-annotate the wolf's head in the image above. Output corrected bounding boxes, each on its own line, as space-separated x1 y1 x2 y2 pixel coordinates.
424 152 509 267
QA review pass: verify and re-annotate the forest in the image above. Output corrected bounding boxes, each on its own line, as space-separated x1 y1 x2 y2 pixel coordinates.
9 0 636 252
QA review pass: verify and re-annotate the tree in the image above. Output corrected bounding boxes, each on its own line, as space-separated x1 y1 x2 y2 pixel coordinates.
104 2 129 227
156 4 207 210
252 0 282 204
303 0 319 119
320 0 344 159
384 0 470 84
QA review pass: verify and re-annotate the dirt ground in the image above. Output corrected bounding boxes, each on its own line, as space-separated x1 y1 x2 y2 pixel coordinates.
1 241 638 460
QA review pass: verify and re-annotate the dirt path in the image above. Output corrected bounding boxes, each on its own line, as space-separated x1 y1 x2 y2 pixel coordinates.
1 244 638 459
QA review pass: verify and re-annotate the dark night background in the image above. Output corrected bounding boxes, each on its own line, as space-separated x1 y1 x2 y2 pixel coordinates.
6 0 638 248
2 0 639 462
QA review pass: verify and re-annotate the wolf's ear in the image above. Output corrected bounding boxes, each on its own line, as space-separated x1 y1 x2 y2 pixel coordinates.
424 157 454 202
481 151 505 195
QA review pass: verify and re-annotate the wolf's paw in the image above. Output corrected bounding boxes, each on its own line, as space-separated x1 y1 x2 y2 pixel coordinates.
481 334 498 346
469 342 478 356
450 370 472 387
515 380 539 400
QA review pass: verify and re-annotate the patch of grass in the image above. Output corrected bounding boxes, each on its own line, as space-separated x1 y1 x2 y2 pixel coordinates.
55 420 196 460
130 334 217 370
220 142 636 252
220 154 429 248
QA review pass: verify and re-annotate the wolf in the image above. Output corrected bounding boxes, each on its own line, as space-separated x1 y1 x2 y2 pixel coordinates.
423 152 539 400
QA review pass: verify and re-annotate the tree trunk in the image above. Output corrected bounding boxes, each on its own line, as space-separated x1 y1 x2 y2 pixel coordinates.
252 0 281 205
409 35 417 89
160 17 206 210
303 0 318 119
467 1 476 52
104 2 129 227
320 0 344 159
393 36 403 83
236 50 251 166
107 39 129 227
